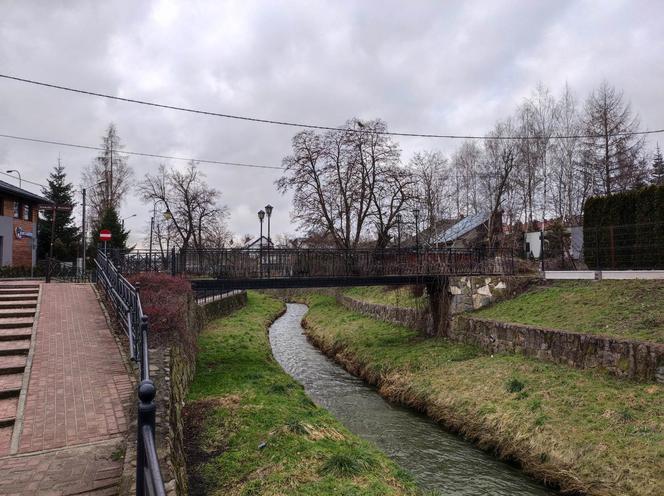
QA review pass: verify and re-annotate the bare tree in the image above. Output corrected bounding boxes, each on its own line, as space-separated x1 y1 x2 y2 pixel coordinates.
410 150 448 241
482 119 519 247
551 83 583 222
278 118 401 250
583 81 644 195
82 124 133 219
137 162 227 251
371 165 416 249
451 142 481 217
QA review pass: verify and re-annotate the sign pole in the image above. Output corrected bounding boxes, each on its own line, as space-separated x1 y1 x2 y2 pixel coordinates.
46 206 57 283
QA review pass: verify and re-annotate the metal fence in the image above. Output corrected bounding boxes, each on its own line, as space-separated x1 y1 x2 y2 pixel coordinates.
95 252 166 496
537 222 664 271
177 247 514 279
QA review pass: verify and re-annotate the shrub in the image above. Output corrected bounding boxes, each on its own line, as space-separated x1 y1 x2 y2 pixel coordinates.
505 377 525 393
128 272 195 348
583 184 664 269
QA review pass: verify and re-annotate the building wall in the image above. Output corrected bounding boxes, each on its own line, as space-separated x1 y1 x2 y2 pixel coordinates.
0 197 39 268
0 217 13 266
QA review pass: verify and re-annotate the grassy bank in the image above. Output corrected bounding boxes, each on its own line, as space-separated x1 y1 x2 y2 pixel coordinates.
302 294 664 496
475 280 664 343
344 286 426 309
184 292 420 496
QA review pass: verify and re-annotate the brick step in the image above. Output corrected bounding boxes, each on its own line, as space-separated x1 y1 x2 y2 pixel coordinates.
0 286 39 294
0 397 18 423
0 424 12 456
0 300 37 309
0 328 32 341
0 283 39 289
0 374 24 393
0 293 38 302
0 309 36 319
0 318 33 329
0 355 26 375
0 341 30 357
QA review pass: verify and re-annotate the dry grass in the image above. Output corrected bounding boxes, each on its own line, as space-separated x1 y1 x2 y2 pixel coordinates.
184 291 421 496
303 294 664 496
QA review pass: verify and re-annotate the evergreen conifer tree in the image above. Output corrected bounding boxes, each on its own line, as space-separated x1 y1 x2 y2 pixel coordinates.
91 207 130 253
652 144 664 186
38 163 79 260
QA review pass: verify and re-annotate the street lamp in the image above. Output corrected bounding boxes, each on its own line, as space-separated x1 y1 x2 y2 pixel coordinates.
5 170 21 189
264 204 273 276
413 208 420 260
258 210 265 277
121 213 136 230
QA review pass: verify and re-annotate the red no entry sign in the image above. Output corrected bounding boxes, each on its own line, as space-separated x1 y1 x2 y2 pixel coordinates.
99 229 112 241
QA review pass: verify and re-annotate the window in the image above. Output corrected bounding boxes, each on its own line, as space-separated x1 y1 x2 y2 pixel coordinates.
13 201 19 219
22 204 30 221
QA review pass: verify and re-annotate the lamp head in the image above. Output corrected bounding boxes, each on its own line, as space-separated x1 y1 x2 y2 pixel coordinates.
258 210 265 221
265 204 273 216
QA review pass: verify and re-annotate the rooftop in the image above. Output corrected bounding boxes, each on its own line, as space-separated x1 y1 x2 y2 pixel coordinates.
0 179 51 205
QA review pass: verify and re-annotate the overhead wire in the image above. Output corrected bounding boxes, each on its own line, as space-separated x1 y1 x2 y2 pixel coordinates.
0 133 284 171
2 73 663 140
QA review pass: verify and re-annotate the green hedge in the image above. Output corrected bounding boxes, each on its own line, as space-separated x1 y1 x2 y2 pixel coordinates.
583 185 664 269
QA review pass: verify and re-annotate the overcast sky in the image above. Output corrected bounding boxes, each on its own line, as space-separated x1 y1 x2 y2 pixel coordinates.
1 0 663 245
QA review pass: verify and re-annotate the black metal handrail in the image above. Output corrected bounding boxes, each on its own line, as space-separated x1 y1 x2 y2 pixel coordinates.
95 252 166 496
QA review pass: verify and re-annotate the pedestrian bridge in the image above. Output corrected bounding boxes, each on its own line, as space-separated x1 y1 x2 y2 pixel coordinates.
120 247 514 293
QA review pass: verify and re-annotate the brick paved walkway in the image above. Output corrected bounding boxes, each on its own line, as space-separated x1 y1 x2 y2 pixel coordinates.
0 283 133 495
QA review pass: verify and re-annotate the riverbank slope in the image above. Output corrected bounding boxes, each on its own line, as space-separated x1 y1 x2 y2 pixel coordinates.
183 292 421 495
302 294 664 496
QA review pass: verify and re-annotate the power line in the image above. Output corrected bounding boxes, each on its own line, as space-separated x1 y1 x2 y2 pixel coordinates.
2 73 663 140
0 133 284 171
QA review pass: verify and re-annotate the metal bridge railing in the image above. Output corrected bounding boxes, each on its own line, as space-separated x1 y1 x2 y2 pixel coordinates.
95 252 166 496
177 246 515 279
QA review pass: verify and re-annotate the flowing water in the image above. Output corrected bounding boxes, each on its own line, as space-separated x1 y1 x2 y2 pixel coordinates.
269 303 557 496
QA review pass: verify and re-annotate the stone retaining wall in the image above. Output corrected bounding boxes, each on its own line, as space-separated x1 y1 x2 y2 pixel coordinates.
451 316 664 383
337 294 431 333
120 290 248 496
338 280 663 383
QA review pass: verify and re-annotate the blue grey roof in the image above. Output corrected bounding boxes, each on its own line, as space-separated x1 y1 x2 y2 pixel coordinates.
433 210 490 244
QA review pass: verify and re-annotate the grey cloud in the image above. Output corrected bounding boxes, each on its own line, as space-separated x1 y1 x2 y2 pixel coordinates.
1 0 662 244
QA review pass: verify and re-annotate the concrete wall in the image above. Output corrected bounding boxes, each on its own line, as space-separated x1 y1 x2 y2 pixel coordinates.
451 316 664 383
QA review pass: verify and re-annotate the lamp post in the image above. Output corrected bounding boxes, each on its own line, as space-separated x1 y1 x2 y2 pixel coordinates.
413 208 420 263
258 209 265 277
121 214 136 230
5 170 21 189
264 204 273 277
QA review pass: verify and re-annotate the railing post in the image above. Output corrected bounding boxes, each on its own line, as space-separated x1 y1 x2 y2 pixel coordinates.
171 247 176 276
136 379 156 496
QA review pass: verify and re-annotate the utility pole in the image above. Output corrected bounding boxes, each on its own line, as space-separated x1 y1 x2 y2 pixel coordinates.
46 206 57 283
82 188 87 274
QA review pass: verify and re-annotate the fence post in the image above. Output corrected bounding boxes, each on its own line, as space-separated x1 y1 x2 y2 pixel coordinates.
136 379 156 496
539 228 545 273
171 247 176 276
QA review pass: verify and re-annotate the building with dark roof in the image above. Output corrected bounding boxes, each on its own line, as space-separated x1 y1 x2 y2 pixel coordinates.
0 180 51 268
432 210 502 248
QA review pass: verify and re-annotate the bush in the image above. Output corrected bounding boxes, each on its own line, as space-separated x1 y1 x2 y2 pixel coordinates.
583 184 664 269
128 272 195 348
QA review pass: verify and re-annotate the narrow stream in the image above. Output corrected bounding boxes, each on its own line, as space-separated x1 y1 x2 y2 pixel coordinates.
269 303 557 495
